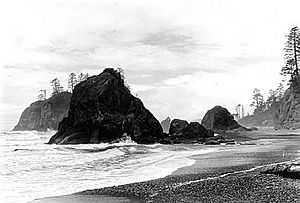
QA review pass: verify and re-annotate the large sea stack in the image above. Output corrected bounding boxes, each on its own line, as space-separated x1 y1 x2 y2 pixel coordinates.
274 77 300 129
13 92 72 131
48 68 164 144
201 105 249 132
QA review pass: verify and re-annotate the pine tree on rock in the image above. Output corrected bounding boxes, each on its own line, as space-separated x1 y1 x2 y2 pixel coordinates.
50 78 63 96
37 89 46 100
68 73 77 92
77 73 89 83
281 26 300 80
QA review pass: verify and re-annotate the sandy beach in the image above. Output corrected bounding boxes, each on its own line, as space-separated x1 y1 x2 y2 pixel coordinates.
30 129 300 203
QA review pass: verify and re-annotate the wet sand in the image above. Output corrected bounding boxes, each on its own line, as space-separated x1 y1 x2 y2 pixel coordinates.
31 129 300 202
30 195 142 203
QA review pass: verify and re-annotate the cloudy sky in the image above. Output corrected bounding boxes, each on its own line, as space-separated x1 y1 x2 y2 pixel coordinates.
1 0 300 130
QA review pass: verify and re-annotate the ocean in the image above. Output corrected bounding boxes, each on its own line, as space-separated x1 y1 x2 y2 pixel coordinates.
0 130 217 203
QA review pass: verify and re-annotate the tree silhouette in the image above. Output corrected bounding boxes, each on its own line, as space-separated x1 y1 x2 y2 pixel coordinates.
265 89 278 108
281 26 300 80
50 78 63 96
250 88 265 114
68 73 77 92
77 73 89 83
276 83 285 99
37 89 46 100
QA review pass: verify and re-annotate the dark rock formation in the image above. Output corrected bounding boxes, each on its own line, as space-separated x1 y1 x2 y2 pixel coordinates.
169 119 189 135
249 127 259 131
274 78 300 129
204 135 236 145
160 117 171 133
201 106 249 132
165 119 213 143
204 140 220 145
48 68 164 144
261 162 300 179
13 92 72 131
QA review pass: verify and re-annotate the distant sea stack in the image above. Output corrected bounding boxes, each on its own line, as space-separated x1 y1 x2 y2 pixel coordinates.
201 105 249 132
275 78 300 129
48 68 164 144
160 117 171 133
13 92 72 131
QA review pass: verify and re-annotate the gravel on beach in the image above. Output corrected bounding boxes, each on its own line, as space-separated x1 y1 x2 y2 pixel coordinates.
37 131 300 203
78 132 300 203
79 169 300 203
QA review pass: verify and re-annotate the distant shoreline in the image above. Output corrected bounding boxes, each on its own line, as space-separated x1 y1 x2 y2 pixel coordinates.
31 129 300 203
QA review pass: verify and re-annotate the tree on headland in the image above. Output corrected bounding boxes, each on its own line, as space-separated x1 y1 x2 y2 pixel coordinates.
116 68 131 91
281 26 300 81
50 78 63 96
68 73 77 92
250 88 266 114
37 89 46 101
266 83 285 108
77 73 89 83
266 89 279 108
276 83 285 99
117 68 125 80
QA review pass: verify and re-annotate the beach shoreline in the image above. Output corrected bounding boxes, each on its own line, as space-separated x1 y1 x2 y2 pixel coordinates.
30 129 300 203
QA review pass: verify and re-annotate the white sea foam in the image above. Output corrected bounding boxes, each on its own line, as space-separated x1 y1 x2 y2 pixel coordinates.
0 130 218 203
172 159 300 189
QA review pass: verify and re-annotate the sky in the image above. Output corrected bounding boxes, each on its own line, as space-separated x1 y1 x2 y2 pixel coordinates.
1 0 300 130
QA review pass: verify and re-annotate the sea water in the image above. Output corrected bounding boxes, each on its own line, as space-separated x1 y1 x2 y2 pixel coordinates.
0 130 217 203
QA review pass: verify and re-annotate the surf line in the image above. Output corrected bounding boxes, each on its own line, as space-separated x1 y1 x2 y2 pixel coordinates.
172 159 299 189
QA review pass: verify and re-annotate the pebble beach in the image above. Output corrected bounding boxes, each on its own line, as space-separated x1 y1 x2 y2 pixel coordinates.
31 129 300 203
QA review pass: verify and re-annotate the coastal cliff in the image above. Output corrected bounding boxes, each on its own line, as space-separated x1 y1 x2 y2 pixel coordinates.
48 68 165 144
13 92 72 131
274 78 300 129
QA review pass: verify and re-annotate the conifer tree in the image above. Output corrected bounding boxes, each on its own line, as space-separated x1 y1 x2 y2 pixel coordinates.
77 73 89 83
50 78 63 96
37 89 46 100
250 88 266 114
281 26 300 80
68 73 77 92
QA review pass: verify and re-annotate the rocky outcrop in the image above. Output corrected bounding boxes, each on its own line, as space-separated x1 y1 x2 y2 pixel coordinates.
48 68 165 145
13 92 72 131
169 119 189 135
201 106 249 132
238 111 273 127
164 119 213 144
261 162 300 179
160 117 171 133
239 103 280 128
274 78 300 129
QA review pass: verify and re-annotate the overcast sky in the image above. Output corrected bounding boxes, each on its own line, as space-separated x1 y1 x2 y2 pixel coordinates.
1 0 300 130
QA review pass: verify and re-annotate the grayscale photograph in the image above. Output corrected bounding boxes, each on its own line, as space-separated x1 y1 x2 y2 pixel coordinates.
0 0 299 202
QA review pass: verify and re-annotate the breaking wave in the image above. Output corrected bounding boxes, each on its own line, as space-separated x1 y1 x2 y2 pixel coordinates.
1 130 217 203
